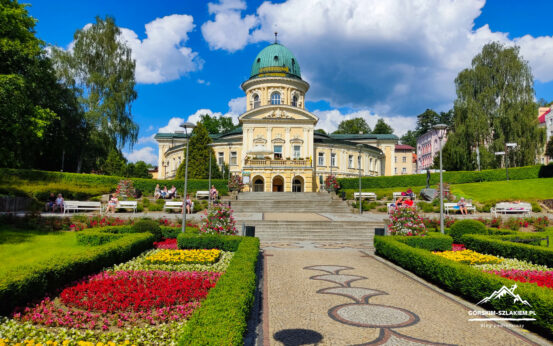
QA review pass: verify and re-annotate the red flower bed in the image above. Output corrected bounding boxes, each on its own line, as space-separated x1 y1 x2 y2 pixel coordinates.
452 243 466 251
487 269 553 289
61 270 220 312
154 238 178 249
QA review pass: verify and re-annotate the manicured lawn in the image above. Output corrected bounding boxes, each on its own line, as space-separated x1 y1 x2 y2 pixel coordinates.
449 178 553 203
0 226 88 277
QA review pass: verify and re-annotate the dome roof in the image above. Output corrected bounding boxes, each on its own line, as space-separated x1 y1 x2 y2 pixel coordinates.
250 43 301 80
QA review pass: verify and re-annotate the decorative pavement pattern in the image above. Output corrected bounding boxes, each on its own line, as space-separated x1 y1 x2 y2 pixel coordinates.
305 265 453 345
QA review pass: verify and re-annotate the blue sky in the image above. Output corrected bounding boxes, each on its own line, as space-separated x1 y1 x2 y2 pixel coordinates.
27 0 553 165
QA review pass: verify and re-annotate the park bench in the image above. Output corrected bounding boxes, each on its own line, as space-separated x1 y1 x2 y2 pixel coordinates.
387 202 417 213
393 192 416 201
117 200 137 213
63 201 102 214
353 192 376 201
444 202 476 215
163 200 194 212
491 202 531 217
195 191 210 199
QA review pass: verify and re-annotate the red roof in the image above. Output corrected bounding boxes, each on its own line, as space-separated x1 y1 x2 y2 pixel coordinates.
539 108 551 124
395 144 415 150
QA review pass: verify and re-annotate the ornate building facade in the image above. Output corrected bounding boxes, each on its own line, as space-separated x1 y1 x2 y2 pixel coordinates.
155 43 400 191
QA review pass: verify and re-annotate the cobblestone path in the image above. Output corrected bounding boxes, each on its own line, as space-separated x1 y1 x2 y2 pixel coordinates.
262 245 547 346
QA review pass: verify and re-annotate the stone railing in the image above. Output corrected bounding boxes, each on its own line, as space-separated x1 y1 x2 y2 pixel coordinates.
244 158 312 167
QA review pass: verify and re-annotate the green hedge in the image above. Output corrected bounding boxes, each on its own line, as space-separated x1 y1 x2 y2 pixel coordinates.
0 230 154 316
76 231 124 246
449 219 487 243
394 232 452 251
461 234 553 267
177 233 243 251
337 165 550 190
0 168 228 200
375 236 553 337
178 236 260 344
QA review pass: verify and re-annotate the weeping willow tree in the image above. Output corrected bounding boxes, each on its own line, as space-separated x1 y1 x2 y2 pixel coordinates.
442 42 545 171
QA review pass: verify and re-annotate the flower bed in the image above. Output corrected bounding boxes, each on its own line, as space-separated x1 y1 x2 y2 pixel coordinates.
154 238 178 249
145 249 221 265
486 269 553 289
432 249 503 265
473 257 550 272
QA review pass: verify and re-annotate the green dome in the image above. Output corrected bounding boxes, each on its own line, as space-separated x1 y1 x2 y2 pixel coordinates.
250 43 301 80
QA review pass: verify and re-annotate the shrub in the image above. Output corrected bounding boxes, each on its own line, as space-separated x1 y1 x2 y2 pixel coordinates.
160 226 198 239
531 202 542 213
418 202 434 213
461 234 553 267
449 219 486 243
375 236 553 338
387 207 426 236
76 231 123 246
147 203 163 211
377 206 388 212
200 203 237 235
178 237 259 344
142 198 151 207
132 219 162 241
324 175 340 192
0 231 154 316
394 232 452 251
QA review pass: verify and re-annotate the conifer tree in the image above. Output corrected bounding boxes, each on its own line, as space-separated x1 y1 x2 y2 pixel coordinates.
176 122 222 179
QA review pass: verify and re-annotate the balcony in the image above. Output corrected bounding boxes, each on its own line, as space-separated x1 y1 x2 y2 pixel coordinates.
244 158 312 168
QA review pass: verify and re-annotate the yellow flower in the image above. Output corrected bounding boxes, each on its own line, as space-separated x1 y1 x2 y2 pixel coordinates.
145 249 221 264
433 249 503 265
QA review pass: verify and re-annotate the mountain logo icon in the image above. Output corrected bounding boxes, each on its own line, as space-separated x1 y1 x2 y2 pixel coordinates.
477 284 531 307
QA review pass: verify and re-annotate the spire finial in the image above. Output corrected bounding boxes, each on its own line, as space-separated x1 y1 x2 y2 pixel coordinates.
274 32 278 44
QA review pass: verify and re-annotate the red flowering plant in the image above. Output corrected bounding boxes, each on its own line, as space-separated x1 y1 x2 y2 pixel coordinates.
154 238 178 249
200 203 237 235
534 216 550 231
486 269 553 289
228 174 244 192
388 207 427 236
452 243 466 251
324 175 340 192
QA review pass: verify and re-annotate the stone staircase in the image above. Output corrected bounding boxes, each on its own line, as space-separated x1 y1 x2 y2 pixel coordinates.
232 192 384 245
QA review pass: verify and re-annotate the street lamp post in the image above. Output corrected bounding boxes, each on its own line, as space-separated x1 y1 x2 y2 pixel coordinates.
433 124 448 235
505 142 517 181
180 122 195 233
208 143 214 206
330 145 334 176
356 144 363 214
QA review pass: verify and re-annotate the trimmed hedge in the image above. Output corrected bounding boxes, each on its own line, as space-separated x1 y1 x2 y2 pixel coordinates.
132 219 162 241
375 236 553 338
461 234 553 267
0 230 154 316
337 165 552 190
449 219 487 243
177 233 243 251
76 231 123 246
394 232 452 251
178 236 260 344
0 168 228 200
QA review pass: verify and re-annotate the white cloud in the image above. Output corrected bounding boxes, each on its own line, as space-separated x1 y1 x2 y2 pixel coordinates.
201 0 553 116
197 79 211 85
137 134 156 145
119 14 203 83
201 0 259 52
124 146 158 165
313 109 416 137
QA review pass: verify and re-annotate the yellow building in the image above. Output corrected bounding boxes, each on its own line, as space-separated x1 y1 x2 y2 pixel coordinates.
155 43 400 191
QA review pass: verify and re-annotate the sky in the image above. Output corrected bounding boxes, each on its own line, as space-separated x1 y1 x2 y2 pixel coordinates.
26 0 553 165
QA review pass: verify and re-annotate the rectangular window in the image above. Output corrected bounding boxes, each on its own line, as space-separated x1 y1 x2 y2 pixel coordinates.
218 152 224 165
394 167 397 174
293 145 301 158
274 145 282 159
331 153 336 167
348 155 353 168
402 167 407 174
318 152 325 166
394 156 397 163
230 151 237 165
402 156 406 163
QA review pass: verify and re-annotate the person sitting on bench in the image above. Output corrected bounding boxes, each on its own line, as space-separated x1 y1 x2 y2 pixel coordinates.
167 185 177 199
457 197 468 215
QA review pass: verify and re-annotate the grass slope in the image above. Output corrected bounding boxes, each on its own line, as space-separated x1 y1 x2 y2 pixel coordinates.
450 178 553 203
0 227 88 277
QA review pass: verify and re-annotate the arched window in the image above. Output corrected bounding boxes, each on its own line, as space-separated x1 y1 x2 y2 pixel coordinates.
253 94 260 108
292 94 298 107
271 92 281 105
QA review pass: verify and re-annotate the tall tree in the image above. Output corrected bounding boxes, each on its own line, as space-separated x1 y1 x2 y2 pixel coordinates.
442 42 545 171
0 0 72 168
176 122 222 179
199 114 238 134
400 130 417 148
545 138 553 159
372 119 394 134
52 16 138 172
314 128 327 135
333 117 371 134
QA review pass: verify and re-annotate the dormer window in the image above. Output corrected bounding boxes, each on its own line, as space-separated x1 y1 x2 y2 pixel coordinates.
257 58 261 63
271 92 281 105
274 55 279 61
